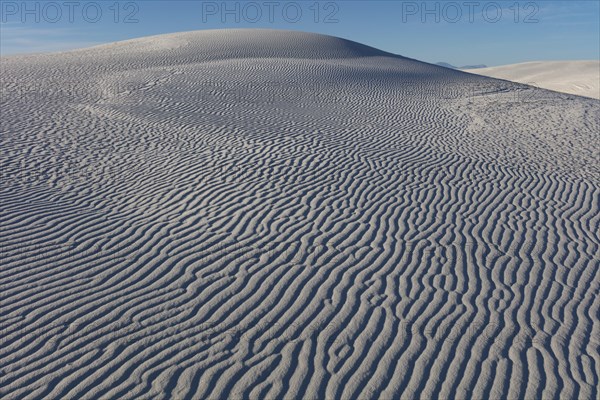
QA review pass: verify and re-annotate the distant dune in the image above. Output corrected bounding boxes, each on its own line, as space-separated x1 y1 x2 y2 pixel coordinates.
436 62 488 69
1 30 599 400
465 61 600 99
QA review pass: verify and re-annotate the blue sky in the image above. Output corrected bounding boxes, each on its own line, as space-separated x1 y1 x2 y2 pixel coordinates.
1 1 598 66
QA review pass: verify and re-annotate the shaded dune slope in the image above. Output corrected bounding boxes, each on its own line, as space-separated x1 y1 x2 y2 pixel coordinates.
1 30 599 400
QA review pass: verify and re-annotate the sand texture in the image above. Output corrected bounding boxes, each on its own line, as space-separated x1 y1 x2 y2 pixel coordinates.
1 30 599 400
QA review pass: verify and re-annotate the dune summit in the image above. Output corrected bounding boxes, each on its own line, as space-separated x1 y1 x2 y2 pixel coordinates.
1 29 599 400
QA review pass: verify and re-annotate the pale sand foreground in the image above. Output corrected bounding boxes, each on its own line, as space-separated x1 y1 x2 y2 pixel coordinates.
464 61 600 99
1 30 599 399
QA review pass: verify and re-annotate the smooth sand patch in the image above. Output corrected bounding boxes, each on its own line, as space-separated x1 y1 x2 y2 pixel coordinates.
465 60 600 99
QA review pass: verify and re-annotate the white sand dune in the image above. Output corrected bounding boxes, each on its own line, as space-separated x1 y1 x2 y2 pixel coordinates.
1 29 599 399
464 61 600 99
